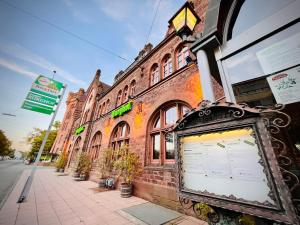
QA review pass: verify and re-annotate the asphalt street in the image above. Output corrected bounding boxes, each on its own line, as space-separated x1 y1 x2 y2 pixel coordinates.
0 160 29 209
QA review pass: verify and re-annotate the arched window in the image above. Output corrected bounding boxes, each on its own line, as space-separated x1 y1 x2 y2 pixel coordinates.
116 90 122 107
101 102 106 115
177 45 189 69
228 0 294 41
148 102 190 164
130 80 136 97
150 64 159 85
89 132 102 161
162 55 172 78
105 99 110 113
110 122 130 150
83 110 89 123
123 85 129 103
71 137 81 162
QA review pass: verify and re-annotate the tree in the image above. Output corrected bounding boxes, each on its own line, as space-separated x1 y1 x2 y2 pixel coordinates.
27 121 61 160
0 130 13 157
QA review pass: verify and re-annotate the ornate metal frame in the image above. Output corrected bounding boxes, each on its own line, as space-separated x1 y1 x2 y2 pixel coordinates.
173 100 299 224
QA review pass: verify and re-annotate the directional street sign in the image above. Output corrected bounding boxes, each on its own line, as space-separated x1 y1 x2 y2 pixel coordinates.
26 92 57 107
22 100 53 115
21 75 63 115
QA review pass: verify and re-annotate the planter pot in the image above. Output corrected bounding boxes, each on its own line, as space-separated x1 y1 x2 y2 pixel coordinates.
59 168 64 173
73 172 80 178
98 178 106 188
79 174 87 181
120 183 132 198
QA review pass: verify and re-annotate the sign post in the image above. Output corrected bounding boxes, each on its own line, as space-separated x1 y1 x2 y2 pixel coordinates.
18 75 66 203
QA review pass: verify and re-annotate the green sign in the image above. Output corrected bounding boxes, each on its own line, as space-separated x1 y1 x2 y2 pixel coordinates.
30 75 63 99
26 92 57 107
111 101 133 118
21 75 63 115
75 126 85 135
22 100 53 115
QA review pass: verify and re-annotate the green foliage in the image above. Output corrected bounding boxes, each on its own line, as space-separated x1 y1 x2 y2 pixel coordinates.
0 130 14 158
113 145 142 184
27 121 61 160
55 153 68 169
96 148 114 178
75 152 91 175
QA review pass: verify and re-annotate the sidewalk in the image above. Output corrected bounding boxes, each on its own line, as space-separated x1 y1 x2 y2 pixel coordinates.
0 168 207 225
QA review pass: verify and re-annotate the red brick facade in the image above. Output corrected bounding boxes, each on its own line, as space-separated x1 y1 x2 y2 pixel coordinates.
51 0 223 210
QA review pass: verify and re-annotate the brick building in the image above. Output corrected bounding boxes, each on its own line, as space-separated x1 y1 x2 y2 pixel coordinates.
51 0 224 209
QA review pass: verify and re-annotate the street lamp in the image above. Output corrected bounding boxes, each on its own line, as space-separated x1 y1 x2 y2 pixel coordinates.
168 2 200 40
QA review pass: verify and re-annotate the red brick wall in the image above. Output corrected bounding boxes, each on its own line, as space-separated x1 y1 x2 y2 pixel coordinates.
56 0 223 210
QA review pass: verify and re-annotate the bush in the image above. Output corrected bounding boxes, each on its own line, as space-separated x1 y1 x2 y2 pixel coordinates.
113 145 142 184
55 153 68 169
76 152 91 176
96 148 114 178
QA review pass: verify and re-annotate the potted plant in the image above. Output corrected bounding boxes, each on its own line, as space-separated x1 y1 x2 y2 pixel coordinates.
96 148 114 188
55 153 67 172
76 152 91 181
113 145 142 198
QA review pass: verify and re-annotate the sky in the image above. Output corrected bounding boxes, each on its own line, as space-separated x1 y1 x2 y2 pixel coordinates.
0 0 186 152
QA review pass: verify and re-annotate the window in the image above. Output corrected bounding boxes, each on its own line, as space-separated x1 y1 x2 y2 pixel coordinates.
105 99 110 113
71 137 81 162
150 64 159 85
149 102 190 164
177 45 189 69
89 132 101 161
96 104 102 119
116 90 122 107
101 102 106 115
229 0 294 40
88 94 93 103
130 80 136 97
83 110 89 123
162 55 172 78
123 86 129 103
110 122 130 151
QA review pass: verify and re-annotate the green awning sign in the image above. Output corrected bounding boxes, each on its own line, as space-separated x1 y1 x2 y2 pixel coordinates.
21 75 63 115
22 100 53 115
111 100 133 118
75 126 85 135
26 92 57 107
30 75 63 99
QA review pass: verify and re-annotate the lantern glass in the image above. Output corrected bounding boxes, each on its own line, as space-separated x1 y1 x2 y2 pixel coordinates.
172 8 186 32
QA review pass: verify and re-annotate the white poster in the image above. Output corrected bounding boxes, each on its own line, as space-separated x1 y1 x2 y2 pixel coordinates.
267 66 300 104
256 32 300 75
181 127 275 205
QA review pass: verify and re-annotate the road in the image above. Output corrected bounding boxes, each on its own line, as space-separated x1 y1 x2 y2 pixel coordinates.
0 160 29 208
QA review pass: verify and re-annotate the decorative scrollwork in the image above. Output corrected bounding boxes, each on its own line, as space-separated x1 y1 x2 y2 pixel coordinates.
179 197 193 210
280 168 300 192
198 108 211 117
228 108 245 118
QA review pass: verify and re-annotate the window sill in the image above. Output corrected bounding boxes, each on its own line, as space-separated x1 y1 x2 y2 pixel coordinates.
144 164 175 171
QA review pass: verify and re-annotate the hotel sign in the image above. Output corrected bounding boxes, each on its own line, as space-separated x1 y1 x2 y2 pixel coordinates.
111 101 133 118
75 126 85 135
21 75 63 115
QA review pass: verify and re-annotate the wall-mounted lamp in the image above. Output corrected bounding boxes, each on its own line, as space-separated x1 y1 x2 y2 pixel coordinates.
168 2 200 40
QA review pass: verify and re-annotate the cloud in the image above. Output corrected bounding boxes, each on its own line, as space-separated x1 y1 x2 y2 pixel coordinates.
0 58 37 79
93 0 133 21
0 42 86 86
63 0 93 23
